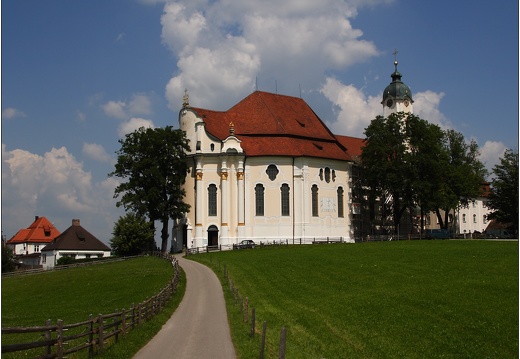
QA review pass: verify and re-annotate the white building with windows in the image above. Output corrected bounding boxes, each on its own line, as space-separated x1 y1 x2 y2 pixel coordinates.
457 183 492 235
174 90 363 251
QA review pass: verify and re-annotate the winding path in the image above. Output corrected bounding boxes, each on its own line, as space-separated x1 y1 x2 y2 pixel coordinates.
133 255 236 359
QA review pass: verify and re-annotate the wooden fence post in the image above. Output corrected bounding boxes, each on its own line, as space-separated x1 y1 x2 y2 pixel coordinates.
114 310 119 343
56 319 63 359
97 314 104 354
121 309 127 337
260 321 267 359
244 297 249 322
278 327 287 359
131 305 136 330
88 315 94 357
250 308 256 337
44 319 52 357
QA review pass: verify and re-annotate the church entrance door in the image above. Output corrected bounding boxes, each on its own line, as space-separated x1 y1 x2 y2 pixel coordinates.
208 225 219 246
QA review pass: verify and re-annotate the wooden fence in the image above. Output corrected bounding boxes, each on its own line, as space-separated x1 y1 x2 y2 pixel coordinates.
217 260 288 359
2 253 181 359
2 255 143 278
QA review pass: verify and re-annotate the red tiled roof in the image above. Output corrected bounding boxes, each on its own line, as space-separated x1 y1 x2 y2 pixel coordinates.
336 135 365 162
7 216 60 244
480 182 491 197
191 91 356 161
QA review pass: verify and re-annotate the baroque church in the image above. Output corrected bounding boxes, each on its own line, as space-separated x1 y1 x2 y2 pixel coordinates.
173 60 413 251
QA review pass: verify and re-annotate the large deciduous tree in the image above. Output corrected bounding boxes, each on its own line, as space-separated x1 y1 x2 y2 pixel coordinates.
361 112 486 234
487 149 518 231
109 126 191 253
434 130 487 229
362 112 443 233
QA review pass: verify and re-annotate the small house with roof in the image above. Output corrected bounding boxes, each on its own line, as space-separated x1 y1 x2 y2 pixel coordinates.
6 216 61 268
41 219 111 269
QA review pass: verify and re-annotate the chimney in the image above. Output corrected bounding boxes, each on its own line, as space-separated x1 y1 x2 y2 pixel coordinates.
72 219 80 226
35 216 39 221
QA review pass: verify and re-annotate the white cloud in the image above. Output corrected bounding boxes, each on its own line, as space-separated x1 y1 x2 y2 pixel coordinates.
128 94 153 116
2 107 26 119
103 100 127 119
103 94 153 119
160 0 382 111
320 77 380 137
479 140 507 176
413 90 452 129
82 143 113 163
118 118 155 138
2 144 124 244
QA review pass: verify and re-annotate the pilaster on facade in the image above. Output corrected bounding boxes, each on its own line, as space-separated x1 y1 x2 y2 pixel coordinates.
194 164 204 247
220 166 229 241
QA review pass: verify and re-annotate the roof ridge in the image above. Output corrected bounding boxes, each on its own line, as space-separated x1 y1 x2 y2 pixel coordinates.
259 92 289 135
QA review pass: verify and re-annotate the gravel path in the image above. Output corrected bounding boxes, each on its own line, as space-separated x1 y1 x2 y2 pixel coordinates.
133 255 236 359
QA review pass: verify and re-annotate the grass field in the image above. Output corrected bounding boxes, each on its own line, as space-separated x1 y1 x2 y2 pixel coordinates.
1 256 186 359
190 240 518 359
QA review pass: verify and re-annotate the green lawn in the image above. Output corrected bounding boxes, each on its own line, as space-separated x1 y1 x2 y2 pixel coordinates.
190 240 518 359
2 256 186 359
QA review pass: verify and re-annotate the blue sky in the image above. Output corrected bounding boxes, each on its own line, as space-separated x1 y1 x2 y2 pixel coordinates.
2 0 518 245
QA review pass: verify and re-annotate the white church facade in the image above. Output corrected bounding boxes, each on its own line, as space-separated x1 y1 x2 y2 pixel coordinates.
174 90 364 251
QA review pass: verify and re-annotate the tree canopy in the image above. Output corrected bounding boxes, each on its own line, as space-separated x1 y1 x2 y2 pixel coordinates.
361 112 486 234
110 212 156 256
487 149 519 231
434 130 487 228
2 245 15 273
109 126 190 253
362 112 446 233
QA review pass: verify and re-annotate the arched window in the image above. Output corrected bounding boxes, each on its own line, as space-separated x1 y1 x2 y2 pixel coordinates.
337 187 344 218
324 167 331 183
473 214 477 223
311 185 319 217
462 214 466 223
281 184 290 216
208 184 217 216
266 164 279 181
255 184 265 216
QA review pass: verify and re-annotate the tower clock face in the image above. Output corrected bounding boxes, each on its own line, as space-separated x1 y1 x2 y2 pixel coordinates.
386 99 393 108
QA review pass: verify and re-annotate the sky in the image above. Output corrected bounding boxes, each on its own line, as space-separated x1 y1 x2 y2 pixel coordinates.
2 0 518 246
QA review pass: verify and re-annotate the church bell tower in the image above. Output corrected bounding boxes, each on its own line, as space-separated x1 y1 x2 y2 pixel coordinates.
382 51 413 117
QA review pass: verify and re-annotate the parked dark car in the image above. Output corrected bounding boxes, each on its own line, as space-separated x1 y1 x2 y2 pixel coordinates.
233 240 256 249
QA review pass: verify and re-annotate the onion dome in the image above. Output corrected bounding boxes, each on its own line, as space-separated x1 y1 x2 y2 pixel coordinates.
382 60 413 104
